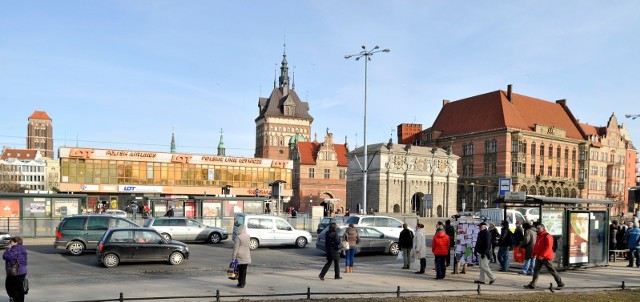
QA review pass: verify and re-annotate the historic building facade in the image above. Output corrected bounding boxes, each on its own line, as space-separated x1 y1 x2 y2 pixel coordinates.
581 114 638 214
27 111 54 159
255 49 313 161
346 142 458 218
290 130 348 213
401 85 593 212
0 148 49 191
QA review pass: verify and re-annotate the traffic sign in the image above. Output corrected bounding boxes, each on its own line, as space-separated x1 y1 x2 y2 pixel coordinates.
499 178 511 196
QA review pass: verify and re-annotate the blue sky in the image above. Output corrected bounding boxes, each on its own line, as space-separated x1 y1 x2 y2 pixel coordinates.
1 1 639 158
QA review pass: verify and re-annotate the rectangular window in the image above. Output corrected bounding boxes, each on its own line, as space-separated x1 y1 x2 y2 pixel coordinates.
308 168 315 179
511 161 518 175
511 140 519 153
531 162 535 176
324 169 330 179
339 169 346 180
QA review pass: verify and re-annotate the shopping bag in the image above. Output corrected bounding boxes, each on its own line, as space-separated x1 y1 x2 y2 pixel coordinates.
396 251 403 261
226 260 239 280
513 247 525 263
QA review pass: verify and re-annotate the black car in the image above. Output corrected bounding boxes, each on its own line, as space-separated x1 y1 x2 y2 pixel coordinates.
316 216 346 234
315 225 400 256
96 227 189 268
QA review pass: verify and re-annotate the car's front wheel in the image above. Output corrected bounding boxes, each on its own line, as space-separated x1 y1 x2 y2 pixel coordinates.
208 232 221 244
169 252 184 265
295 236 308 248
102 253 120 268
389 242 400 255
249 238 259 250
67 241 85 256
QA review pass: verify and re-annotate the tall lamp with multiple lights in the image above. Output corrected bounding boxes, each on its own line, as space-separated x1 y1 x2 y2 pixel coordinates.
345 45 390 214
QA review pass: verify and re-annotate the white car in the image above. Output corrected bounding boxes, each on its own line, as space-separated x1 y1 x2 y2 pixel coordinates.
104 209 128 218
344 215 410 239
234 213 312 250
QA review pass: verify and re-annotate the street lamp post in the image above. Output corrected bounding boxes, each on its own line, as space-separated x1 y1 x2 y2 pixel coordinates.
345 45 390 214
471 182 475 212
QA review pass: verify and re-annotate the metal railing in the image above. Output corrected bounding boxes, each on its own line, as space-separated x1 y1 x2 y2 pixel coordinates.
68 281 638 302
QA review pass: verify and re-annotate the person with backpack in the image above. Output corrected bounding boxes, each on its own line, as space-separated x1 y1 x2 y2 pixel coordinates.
519 222 537 275
497 220 514 272
524 223 564 289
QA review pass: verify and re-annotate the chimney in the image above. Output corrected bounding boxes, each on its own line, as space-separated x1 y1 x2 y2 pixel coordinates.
443 99 450 106
507 84 512 102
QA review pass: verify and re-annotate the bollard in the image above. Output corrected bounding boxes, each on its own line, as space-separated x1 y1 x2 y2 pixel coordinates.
216 289 220 302
622 281 626 290
476 284 481 294
397 286 400 298
549 282 554 293
119 292 123 302
307 287 311 300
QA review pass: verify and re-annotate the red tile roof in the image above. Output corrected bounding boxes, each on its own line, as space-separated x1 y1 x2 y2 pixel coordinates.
28 110 52 120
579 123 605 147
430 89 585 140
297 142 348 166
1 148 38 160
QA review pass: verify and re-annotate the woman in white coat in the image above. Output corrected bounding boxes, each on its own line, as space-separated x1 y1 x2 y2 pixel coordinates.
413 223 427 274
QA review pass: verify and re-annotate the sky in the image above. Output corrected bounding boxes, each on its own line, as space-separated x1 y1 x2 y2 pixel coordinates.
1 1 640 159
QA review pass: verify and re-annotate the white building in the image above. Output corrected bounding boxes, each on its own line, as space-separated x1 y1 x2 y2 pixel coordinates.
346 142 459 217
0 148 48 191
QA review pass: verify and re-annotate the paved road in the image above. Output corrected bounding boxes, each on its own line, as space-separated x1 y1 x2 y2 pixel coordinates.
11 237 640 302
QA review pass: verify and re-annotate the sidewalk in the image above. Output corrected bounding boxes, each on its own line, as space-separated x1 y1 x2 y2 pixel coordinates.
24 246 640 302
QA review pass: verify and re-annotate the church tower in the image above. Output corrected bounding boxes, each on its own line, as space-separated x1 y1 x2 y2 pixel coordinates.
27 111 54 159
255 47 313 160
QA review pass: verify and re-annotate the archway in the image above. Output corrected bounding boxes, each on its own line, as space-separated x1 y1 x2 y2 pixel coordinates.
393 204 401 213
437 205 443 217
411 192 424 215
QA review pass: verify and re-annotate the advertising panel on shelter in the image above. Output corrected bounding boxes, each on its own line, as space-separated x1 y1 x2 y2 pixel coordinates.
568 212 590 264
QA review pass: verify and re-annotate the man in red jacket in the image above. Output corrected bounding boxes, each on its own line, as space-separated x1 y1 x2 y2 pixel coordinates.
432 224 451 279
524 224 564 289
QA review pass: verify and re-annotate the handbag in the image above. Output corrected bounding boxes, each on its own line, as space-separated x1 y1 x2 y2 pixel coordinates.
6 253 19 277
513 246 525 263
226 260 239 280
343 240 350 250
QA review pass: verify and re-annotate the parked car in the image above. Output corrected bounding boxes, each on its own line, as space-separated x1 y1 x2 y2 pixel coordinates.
344 215 409 238
144 217 228 244
316 225 400 256
54 214 140 255
104 209 128 218
234 213 312 250
96 227 189 268
516 207 540 222
316 216 346 234
0 231 12 247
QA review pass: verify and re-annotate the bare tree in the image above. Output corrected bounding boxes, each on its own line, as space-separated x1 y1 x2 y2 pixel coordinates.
0 164 28 193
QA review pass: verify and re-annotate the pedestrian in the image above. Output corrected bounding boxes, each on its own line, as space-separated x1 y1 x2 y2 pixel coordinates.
232 225 251 288
398 223 413 269
131 202 139 219
319 222 342 280
609 220 619 253
164 206 174 217
474 222 496 285
488 223 499 263
144 204 150 218
497 220 514 271
513 221 524 246
3 236 27 302
413 223 427 274
432 224 450 279
524 223 564 289
625 221 640 268
444 219 455 268
519 222 537 275
343 223 360 273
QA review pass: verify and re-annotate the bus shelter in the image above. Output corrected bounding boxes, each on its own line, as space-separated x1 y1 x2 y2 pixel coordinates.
499 195 616 269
